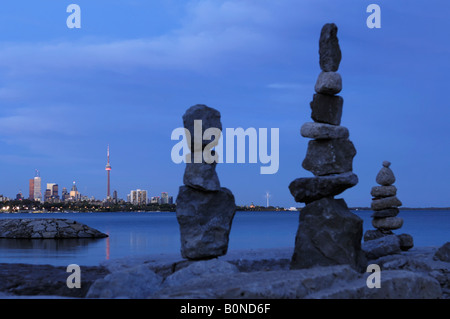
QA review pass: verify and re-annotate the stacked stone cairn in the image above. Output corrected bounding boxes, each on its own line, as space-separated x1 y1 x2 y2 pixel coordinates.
364 161 414 251
175 104 236 260
289 23 366 271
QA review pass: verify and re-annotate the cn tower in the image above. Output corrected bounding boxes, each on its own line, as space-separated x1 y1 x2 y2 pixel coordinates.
105 145 112 199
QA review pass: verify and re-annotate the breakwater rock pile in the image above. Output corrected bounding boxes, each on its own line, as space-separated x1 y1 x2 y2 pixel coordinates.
362 161 414 259
289 23 365 271
176 104 236 260
0 218 108 239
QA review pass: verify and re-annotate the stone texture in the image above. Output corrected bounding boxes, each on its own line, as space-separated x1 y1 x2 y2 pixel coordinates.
434 242 450 262
302 138 356 176
319 23 342 72
371 185 397 197
306 270 442 299
372 217 404 230
376 166 396 186
371 196 402 210
363 229 393 242
176 186 236 260
289 172 358 203
310 94 343 125
397 233 414 251
182 104 222 152
314 71 342 95
162 259 238 288
371 207 400 218
0 219 108 239
362 235 401 259
0 263 109 298
155 265 360 299
290 197 366 271
86 264 163 299
1 247 447 299
300 122 349 139
183 161 220 192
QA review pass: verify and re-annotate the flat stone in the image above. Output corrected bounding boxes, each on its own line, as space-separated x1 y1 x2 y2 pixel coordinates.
182 104 222 152
162 259 239 288
310 94 343 125
319 23 342 72
371 196 402 210
371 207 400 218
376 166 396 186
314 71 342 95
176 186 236 260
183 160 220 192
370 185 397 198
372 216 404 230
290 197 366 271
300 122 349 139
155 265 359 299
302 138 356 176
363 229 392 242
362 235 401 259
289 172 358 203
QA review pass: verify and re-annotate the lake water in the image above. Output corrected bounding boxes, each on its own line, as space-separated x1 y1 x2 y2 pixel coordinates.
0 210 448 266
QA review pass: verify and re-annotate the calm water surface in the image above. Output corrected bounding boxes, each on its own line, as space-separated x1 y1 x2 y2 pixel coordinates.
0 210 448 266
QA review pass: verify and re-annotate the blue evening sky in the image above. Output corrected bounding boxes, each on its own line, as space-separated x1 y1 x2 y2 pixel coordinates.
0 0 448 208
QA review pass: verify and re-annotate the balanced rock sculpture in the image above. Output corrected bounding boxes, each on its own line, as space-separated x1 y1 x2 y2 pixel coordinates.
176 104 236 260
289 23 365 271
364 161 413 251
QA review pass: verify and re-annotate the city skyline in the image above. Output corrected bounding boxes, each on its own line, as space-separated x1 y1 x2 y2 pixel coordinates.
0 1 449 208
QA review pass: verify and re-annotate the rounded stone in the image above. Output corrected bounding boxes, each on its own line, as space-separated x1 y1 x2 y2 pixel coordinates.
314 72 342 95
376 166 396 186
397 233 414 251
382 161 391 168
372 217 404 230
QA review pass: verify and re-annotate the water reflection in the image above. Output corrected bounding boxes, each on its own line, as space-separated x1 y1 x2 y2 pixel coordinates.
0 238 105 251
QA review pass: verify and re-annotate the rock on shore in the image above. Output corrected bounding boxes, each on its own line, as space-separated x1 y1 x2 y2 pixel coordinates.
0 218 108 239
0 245 449 299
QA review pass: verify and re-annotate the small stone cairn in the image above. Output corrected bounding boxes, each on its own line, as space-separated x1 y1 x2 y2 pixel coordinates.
364 161 414 251
176 104 236 260
289 23 366 271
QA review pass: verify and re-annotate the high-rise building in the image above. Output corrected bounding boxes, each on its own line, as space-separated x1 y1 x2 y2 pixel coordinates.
61 187 69 201
31 170 42 202
112 190 118 203
129 189 147 205
70 181 80 201
44 183 59 202
105 145 112 200
29 179 34 200
161 192 169 204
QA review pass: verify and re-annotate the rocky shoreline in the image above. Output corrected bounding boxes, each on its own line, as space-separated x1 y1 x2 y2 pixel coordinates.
0 244 448 299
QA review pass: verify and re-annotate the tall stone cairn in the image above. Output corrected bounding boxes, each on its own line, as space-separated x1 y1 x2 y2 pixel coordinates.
364 161 414 251
289 23 366 271
176 104 237 260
